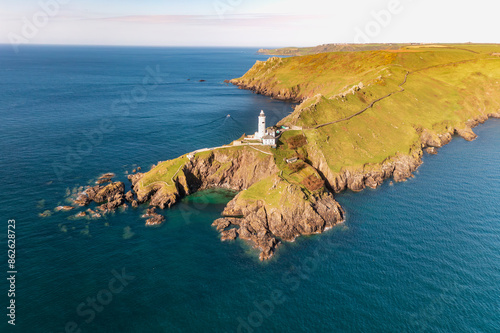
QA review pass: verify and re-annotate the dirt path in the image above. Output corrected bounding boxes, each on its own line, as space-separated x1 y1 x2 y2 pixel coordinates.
311 71 409 130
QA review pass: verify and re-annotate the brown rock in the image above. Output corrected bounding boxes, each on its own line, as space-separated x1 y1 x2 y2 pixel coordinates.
212 218 231 231
221 228 238 241
145 214 165 226
96 173 115 184
55 206 74 212
127 173 144 187
75 212 87 218
426 147 438 155
93 182 125 203
143 207 165 226
106 196 124 211
74 194 91 206
455 127 477 141
125 191 135 202
364 176 378 189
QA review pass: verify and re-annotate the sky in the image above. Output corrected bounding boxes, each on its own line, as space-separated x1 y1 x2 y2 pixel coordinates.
0 0 499 47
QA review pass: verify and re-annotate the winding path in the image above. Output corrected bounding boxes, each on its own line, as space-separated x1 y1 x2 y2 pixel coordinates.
311 71 410 130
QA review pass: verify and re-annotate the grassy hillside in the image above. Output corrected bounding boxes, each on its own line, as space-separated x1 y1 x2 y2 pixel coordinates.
233 44 500 177
258 43 500 56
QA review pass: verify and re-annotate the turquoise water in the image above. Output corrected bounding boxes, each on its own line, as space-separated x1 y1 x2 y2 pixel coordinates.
0 45 499 333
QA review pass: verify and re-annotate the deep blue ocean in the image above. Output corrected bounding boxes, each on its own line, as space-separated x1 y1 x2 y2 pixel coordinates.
0 45 499 333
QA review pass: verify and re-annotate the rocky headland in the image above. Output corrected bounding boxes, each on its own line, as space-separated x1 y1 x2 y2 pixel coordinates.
53 44 500 261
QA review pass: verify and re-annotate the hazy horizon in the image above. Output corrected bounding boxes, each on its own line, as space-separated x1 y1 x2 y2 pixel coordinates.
1 0 499 49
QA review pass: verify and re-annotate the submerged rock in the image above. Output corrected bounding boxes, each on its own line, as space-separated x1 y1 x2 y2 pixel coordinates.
38 210 52 218
75 211 87 218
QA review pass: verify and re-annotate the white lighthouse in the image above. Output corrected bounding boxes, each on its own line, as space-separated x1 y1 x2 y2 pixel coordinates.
256 110 266 139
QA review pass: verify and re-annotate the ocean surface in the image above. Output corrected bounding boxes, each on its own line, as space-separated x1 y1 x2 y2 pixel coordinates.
0 45 499 333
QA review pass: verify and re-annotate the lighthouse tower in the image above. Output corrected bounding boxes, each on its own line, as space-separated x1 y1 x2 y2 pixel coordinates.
257 110 266 139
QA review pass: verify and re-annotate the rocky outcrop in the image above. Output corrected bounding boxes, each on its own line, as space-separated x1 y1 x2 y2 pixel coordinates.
212 183 344 260
455 127 477 141
420 128 453 148
69 181 126 214
125 191 135 202
92 182 125 203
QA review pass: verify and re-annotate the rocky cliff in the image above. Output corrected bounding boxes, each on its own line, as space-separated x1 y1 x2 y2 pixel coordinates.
127 147 345 260
213 178 344 260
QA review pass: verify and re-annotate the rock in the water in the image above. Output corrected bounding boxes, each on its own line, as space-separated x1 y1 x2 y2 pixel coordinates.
142 207 165 226
75 211 87 218
125 191 135 202
96 173 115 184
145 214 165 226
74 193 91 206
55 206 74 212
